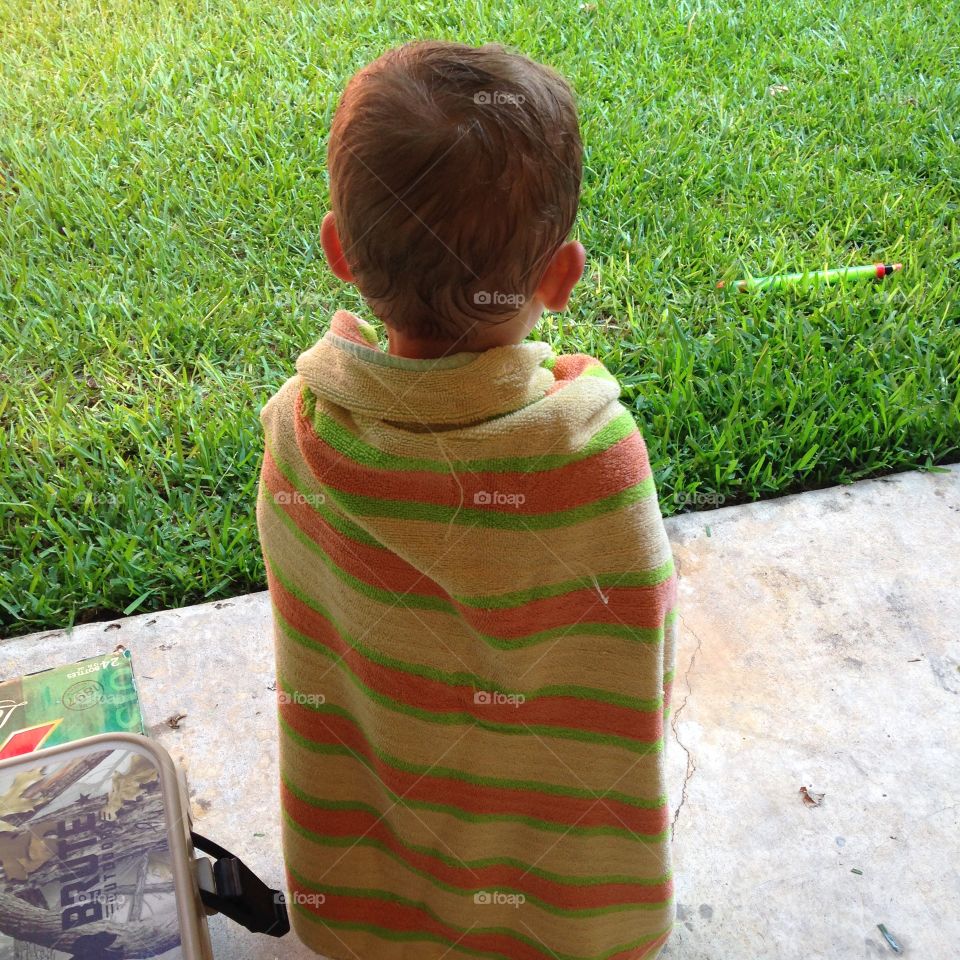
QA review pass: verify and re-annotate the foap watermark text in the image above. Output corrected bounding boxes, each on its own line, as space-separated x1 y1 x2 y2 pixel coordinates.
474 690 525 708
473 291 527 308
474 890 526 908
473 490 525 508
277 690 326 707
473 91 525 106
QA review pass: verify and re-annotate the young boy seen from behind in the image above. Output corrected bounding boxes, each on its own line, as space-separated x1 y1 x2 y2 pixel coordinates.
257 39 679 960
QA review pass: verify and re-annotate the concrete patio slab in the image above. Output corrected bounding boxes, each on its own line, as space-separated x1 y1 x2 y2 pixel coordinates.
3 464 959 960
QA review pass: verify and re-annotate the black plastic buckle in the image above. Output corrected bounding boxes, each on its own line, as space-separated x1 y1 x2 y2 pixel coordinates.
190 831 290 938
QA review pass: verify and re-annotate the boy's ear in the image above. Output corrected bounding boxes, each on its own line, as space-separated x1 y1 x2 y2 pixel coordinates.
534 241 586 312
320 212 355 283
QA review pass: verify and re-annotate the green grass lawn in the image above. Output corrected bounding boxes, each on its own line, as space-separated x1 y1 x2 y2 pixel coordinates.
1 0 958 637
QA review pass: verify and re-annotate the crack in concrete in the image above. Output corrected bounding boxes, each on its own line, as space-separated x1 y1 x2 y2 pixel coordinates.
671 613 704 837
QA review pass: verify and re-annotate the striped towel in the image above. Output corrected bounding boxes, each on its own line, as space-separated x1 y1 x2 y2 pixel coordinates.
256 309 679 960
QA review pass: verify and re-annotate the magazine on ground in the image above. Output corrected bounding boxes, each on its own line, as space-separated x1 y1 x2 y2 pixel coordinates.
0 734 206 959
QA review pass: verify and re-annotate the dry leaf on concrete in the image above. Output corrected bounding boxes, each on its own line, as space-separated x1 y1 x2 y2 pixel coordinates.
799 785 824 807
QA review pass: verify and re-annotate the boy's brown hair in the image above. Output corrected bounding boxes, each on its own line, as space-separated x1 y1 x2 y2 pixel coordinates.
327 40 582 344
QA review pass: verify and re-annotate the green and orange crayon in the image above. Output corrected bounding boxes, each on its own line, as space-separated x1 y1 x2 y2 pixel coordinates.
717 262 903 292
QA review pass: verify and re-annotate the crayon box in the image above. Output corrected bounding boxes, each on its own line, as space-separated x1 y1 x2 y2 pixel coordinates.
0 649 145 761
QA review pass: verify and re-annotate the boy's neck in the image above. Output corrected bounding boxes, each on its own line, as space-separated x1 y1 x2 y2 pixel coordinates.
386 327 472 360
384 305 542 359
